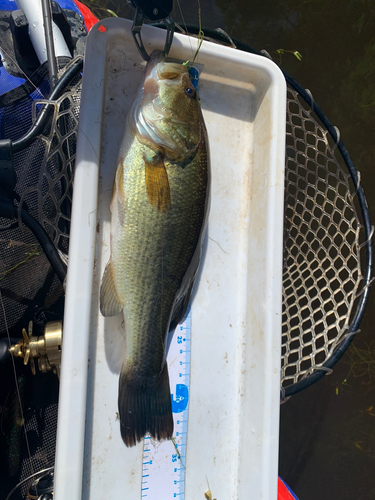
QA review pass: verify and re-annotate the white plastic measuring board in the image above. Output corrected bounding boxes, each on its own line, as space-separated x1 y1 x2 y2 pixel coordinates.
142 311 191 499
55 17 287 500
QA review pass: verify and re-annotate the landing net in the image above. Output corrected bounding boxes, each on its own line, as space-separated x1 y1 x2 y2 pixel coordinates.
282 86 365 390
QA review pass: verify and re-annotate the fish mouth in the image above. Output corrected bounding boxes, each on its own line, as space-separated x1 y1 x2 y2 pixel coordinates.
142 50 164 95
144 50 166 78
145 50 186 80
143 50 186 98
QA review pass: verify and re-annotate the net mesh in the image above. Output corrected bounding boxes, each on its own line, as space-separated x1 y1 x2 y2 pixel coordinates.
281 86 362 387
19 91 79 254
0 63 81 499
0 64 80 337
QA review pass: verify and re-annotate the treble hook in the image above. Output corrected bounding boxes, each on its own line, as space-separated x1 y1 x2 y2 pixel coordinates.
130 1 175 62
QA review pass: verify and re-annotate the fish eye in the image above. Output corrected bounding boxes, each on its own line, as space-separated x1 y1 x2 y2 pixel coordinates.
185 87 196 98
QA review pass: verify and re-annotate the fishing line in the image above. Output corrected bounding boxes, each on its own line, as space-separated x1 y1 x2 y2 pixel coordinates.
0 386 13 436
174 0 204 64
175 0 194 60
192 0 204 63
0 44 48 99
0 289 34 475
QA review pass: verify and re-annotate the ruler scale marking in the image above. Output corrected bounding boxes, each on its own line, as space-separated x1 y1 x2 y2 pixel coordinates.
141 309 191 499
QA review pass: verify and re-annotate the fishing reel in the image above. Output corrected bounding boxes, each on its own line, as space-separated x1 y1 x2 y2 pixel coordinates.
5 468 54 500
9 320 62 378
126 0 175 61
26 470 54 500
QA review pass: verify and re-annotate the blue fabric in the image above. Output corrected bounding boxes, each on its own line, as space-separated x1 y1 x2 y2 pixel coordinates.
53 0 81 15
0 0 81 13
0 65 25 93
0 78 49 140
0 0 82 95
0 0 17 10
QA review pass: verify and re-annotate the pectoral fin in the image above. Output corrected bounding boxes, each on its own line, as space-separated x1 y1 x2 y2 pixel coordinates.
100 260 123 317
144 154 171 212
110 158 125 213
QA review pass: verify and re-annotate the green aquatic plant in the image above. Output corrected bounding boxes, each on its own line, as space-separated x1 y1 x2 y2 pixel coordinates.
339 405 375 459
335 340 375 396
0 243 40 283
345 341 375 381
106 9 118 17
275 48 302 65
79 0 120 20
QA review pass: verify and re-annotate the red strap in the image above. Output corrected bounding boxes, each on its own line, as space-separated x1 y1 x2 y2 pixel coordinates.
278 477 297 500
73 0 99 32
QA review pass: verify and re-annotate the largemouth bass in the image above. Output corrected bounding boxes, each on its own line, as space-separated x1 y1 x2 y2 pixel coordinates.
100 50 210 447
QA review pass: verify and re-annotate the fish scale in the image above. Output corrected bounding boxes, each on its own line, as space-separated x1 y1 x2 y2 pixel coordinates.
141 309 191 499
117 149 206 366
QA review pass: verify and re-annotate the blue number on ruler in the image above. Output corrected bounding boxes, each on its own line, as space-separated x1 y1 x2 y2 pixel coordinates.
171 384 188 413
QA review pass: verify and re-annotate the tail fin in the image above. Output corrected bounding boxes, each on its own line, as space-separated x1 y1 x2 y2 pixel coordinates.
118 363 173 447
